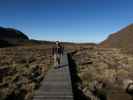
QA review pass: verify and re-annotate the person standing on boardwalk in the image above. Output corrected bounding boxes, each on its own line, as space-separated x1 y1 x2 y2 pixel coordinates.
52 41 64 68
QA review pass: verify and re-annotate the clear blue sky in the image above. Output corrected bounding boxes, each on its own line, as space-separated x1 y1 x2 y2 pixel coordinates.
0 0 133 43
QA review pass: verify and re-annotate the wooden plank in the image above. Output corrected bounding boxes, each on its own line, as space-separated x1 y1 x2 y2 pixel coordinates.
33 54 74 100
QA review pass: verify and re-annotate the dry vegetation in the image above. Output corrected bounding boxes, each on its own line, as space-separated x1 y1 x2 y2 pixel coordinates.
0 45 52 100
72 46 133 100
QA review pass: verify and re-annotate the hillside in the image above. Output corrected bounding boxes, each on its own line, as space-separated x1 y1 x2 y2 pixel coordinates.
0 27 89 47
0 27 29 40
100 24 133 49
0 27 29 47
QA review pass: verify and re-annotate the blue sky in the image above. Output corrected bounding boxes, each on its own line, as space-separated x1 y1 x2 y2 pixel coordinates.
0 0 133 43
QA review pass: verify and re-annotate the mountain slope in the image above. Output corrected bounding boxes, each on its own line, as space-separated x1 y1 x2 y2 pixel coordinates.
100 24 133 48
0 27 29 40
0 27 29 47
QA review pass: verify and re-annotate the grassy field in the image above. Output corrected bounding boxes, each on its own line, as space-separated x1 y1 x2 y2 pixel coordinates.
0 43 82 100
72 46 133 100
0 45 52 100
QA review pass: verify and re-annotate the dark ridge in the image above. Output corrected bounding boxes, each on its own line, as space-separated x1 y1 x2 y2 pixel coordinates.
0 27 29 40
0 27 29 47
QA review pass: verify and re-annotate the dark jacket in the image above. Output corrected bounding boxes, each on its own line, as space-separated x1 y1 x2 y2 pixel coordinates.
52 45 64 55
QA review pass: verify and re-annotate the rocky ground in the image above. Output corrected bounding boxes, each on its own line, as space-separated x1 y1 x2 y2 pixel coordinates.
0 45 52 100
72 46 133 100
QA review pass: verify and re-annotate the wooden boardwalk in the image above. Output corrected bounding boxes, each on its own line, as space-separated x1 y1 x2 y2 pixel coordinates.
33 54 74 100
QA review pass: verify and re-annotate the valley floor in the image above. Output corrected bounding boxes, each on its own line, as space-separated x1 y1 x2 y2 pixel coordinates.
1 45 133 100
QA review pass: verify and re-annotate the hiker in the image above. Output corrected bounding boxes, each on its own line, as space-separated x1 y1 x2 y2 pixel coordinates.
52 41 64 68
60 44 64 57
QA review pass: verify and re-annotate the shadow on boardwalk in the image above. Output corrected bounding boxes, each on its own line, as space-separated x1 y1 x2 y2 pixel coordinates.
68 52 90 100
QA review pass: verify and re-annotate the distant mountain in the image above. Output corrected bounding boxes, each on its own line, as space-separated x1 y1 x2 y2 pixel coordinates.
0 27 29 40
0 27 29 47
100 24 133 49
